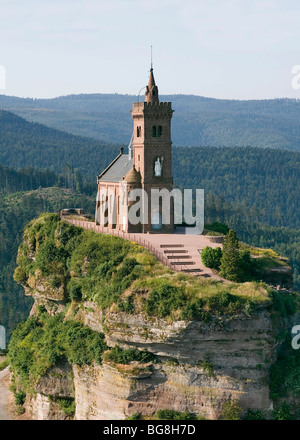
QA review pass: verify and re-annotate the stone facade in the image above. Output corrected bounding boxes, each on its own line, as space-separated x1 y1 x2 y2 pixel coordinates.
132 101 174 233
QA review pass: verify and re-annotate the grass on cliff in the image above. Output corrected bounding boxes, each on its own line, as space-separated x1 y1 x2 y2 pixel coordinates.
14 213 299 324
8 306 158 398
0 357 9 371
239 243 290 270
130 275 273 321
8 310 107 393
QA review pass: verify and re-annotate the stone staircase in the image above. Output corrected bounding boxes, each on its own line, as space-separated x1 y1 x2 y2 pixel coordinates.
160 243 203 275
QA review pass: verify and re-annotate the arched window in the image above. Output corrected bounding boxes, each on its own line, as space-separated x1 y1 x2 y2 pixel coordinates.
152 126 157 137
137 126 141 137
158 126 162 137
151 211 162 230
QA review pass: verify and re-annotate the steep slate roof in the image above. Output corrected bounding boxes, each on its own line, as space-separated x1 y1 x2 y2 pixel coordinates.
145 67 159 103
98 153 133 182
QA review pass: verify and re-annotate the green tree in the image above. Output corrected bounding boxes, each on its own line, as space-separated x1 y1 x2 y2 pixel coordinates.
219 230 242 282
273 403 292 420
201 246 222 269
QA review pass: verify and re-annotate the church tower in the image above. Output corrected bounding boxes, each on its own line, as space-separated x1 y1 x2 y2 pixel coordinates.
96 66 174 234
131 68 174 233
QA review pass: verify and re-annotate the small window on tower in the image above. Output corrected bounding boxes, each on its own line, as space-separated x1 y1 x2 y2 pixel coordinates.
152 126 157 137
138 154 140 161
158 126 162 137
137 126 141 137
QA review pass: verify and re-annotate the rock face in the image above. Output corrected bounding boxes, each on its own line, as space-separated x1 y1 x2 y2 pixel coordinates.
26 299 281 420
30 393 69 421
28 363 74 420
35 363 74 398
70 303 275 420
73 360 269 420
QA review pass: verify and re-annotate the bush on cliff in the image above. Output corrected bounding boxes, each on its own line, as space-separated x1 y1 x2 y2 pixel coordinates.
155 409 197 420
14 214 152 311
8 313 107 392
67 279 82 301
244 409 265 420
103 345 156 364
144 283 187 318
14 213 83 288
57 398 76 417
273 403 293 420
201 246 222 269
221 399 242 420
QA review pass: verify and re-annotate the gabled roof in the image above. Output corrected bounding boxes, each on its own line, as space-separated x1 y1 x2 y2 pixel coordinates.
98 152 133 182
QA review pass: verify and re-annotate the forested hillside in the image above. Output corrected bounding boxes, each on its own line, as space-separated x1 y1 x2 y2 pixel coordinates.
1 93 300 150
0 163 95 196
0 110 119 175
0 164 57 194
173 147 300 229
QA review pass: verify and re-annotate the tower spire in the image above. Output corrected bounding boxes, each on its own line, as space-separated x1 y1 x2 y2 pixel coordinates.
145 47 159 103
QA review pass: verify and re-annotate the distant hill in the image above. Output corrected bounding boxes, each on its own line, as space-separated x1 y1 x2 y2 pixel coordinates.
1 93 300 150
0 110 119 176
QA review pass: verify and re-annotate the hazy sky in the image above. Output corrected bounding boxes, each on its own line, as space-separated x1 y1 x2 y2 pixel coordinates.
1 0 300 99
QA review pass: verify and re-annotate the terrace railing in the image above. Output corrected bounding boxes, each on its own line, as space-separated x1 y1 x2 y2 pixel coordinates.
62 218 174 270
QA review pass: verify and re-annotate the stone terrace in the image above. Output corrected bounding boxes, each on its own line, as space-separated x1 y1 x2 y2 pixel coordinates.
63 218 224 281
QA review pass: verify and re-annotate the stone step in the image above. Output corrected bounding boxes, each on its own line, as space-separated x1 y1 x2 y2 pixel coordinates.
163 249 188 254
170 261 195 266
167 255 192 259
182 268 202 273
160 244 184 248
